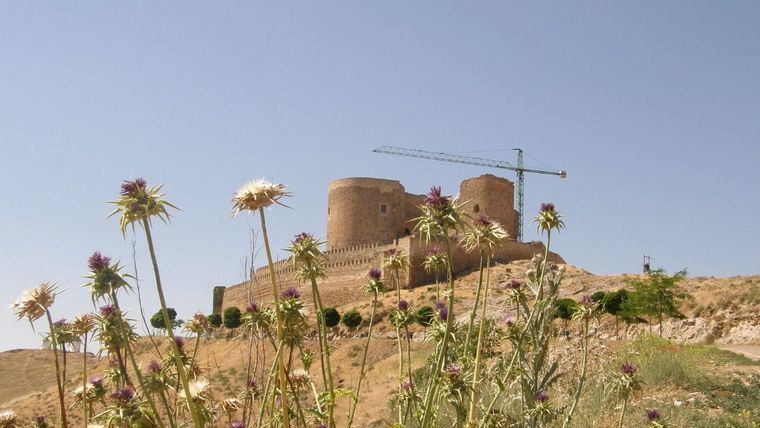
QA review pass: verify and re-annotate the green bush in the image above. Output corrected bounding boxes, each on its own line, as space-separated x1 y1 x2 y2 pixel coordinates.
415 306 435 327
223 306 242 330
150 308 178 330
321 307 341 328
342 309 362 329
208 313 222 328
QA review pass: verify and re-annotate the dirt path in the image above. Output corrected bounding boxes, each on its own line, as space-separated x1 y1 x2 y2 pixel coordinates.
719 345 760 361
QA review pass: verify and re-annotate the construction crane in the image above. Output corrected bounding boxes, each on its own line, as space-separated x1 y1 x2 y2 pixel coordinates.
372 145 567 242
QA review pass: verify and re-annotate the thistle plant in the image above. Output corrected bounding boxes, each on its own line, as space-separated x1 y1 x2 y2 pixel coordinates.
10 283 67 427
108 178 200 427
71 313 96 424
422 246 448 303
612 361 642 428
288 232 336 427
389 298 417 425
562 295 599 428
382 248 409 305
413 186 467 427
0 410 21 428
232 178 292 428
347 268 385 427
460 214 507 425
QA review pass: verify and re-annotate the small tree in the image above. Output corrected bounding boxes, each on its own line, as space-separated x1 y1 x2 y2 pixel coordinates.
321 307 341 328
415 306 435 328
628 269 688 335
554 298 578 335
602 289 629 337
208 313 222 328
223 306 242 332
150 307 178 330
590 291 606 305
342 309 362 330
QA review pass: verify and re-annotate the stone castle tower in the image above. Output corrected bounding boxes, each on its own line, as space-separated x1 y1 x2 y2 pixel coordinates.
326 174 519 250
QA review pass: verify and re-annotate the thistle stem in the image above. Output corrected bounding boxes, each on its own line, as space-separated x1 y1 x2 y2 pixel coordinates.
420 232 456 427
258 208 291 428
465 250 485 352
307 261 336 428
618 396 628 428
82 333 88 424
562 317 589 428
347 291 378 427
45 310 68 428
467 254 492 425
141 218 203 428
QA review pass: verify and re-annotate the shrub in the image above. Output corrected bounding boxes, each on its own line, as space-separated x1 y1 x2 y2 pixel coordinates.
342 309 362 329
150 307 178 330
415 306 435 328
208 313 222 328
321 307 341 328
223 306 242 330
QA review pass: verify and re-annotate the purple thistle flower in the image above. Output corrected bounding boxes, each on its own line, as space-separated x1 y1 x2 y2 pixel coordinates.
230 422 245 428
247 378 258 388
147 360 162 374
384 248 398 257
438 306 449 321
540 202 556 213
245 301 260 313
89 375 104 387
52 319 66 328
580 295 594 308
502 316 514 327
316 424 327 428
120 178 147 197
398 299 409 311
35 416 46 423
110 387 135 404
99 305 117 317
88 251 112 272
646 409 661 422
435 300 446 310
293 232 310 244
400 380 413 392
620 362 636 375
368 268 382 281
444 364 461 379
536 392 549 403
428 246 441 255
424 186 451 208
174 336 186 349
108 359 118 368
506 280 522 290
474 214 493 227
280 286 301 299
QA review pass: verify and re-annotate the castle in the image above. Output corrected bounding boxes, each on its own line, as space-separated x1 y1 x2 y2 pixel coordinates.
216 174 564 312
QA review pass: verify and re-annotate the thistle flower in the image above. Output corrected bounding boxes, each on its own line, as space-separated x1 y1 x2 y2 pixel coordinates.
506 280 522 291
397 299 409 312
280 287 302 300
382 249 408 273
33 415 50 428
620 362 636 375
646 409 661 422
444 364 462 380
462 215 508 254
108 178 179 235
71 314 96 335
414 186 467 241
536 392 549 403
10 282 60 324
246 378 258 389
110 387 135 404
89 375 104 387
400 380 413 393
435 301 446 310
230 179 291 215
0 410 20 428
502 316 514 327
99 305 117 317
88 252 112 272
230 421 245 428
368 268 382 281
83 252 132 303
179 378 210 402
438 306 449 321
147 360 162 374
534 202 565 233
287 232 326 266
288 368 311 388
174 336 186 349
424 186 450 208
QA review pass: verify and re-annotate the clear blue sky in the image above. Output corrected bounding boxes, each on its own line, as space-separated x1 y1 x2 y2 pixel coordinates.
2 2 759 351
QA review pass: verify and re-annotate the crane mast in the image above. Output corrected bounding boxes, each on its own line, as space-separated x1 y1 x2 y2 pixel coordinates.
372 145 566 242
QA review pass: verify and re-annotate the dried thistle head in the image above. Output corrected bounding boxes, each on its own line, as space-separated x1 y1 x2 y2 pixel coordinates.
382 248 408 273
534 202 565 234
72 313 96 335
184 312 210 335
0 410 21 428
422 246 448 275
10 282 60 325
108 178 179 236
231 178 290 216
461 215 509 254
288 368 311 389
179 378 210 404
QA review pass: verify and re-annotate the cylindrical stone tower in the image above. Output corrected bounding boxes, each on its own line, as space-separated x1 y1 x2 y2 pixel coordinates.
326 178 408 250
459 174 518 239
